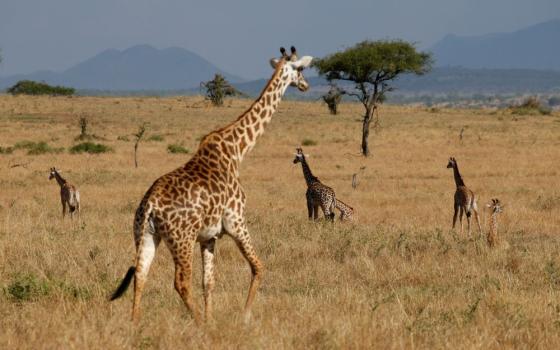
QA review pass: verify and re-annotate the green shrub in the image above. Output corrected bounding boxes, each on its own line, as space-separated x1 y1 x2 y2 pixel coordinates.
13 141 63 155
148 134 164 142
7 80 75 96
0 146 14 154
70 142 112 154
510 97 551 115
6 273 51 302
167 144 189 154
302 138 317 146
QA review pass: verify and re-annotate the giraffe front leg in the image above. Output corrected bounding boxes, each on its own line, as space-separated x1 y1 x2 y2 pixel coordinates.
459 207 464 235
306 190 314 220
452 205 459 229
200 239 216 321
225 219 263 319
61 201 67 219
313 203 320 220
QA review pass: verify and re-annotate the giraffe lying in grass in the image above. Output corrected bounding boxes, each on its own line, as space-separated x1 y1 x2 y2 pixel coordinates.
335 198 354 221
293 148 336 221
49 167 80 219
110 47 314 323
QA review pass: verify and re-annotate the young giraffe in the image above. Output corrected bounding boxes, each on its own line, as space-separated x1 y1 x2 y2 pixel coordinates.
335 198 354 221
292 148 336 221
486 198 503 248
446 157 482 235
110 47 314 323
49 167 80 219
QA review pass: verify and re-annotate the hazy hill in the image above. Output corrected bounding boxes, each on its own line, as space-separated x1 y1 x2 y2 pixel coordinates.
0 45 244 90
431 19 560 70
228 67 560 98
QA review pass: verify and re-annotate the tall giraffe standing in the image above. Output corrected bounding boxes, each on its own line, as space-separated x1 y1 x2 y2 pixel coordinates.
111 47 313 323
292 148 336 221
486 198 503 247
49 167 80 219
446 157 482 235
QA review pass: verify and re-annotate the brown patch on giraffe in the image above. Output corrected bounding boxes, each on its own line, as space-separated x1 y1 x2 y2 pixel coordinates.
247 128 253 141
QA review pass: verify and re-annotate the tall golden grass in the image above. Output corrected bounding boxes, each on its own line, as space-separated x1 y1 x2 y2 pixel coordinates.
0 95 559 349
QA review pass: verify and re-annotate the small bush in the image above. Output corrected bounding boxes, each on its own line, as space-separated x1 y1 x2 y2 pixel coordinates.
167 144 189 154
302 139 317 146
117 135 130 142
70 142 112 154
0 146 14 154
13 141 63 155
510 97 551 115
148 134 164 142
7 80 75 96
6 273 51 302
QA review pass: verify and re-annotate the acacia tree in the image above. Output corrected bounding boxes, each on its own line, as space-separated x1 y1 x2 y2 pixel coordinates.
201 74 245 106
314 40 432 156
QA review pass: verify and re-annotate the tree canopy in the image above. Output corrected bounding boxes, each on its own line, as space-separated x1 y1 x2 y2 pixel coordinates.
315 40 432 86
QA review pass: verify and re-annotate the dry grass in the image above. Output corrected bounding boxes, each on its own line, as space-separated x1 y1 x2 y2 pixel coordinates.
1 95 560 349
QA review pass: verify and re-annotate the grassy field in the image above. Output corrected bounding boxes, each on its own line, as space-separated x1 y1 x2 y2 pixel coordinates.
1 94 560 349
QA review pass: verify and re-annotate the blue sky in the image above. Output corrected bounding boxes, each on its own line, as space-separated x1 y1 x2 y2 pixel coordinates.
0 0 559 79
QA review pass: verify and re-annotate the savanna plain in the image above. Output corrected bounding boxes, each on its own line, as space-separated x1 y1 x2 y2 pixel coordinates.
1 95 560 349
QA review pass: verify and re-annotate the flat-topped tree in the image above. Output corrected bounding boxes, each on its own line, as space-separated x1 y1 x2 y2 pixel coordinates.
314 40 432 156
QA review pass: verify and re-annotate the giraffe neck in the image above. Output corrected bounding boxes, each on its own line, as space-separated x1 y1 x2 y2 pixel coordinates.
54 172 67 187
452 164 465 187
221 60 292 163
299 157 318 186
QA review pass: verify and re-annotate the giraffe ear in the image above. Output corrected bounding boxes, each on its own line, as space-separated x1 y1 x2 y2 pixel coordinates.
270 58 281 69
290 56 313 70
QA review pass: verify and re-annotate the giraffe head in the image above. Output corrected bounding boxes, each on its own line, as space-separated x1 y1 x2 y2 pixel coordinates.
49 167 57 180
486 198 503 214
292 147 307 164
446 157 457 169
270 46 313 92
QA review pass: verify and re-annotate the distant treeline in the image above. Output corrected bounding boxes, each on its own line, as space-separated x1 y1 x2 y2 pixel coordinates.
7 80 75 96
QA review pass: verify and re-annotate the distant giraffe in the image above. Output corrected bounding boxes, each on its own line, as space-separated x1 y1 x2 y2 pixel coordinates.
335 198 354 221
49 167 80 219
292 148 336 221
486 198 503 247
446 157 482 235
110 47 314 323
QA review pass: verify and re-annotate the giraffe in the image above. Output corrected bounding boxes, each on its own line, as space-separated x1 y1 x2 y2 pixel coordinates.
446 157 482 235
486 198 503 248
335 198 354 221
292 148 336 221
49 167 80 219
110 47 314 323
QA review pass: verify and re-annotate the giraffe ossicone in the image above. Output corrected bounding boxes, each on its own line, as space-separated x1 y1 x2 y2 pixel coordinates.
110 47 314 324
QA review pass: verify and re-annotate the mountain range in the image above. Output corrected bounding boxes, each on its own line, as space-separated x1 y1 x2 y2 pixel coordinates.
0 45 244 90
1 19 560 93
430 19 560 70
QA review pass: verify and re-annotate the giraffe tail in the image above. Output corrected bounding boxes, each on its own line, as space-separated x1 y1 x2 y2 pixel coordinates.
110 194 155 301
110 266 135 300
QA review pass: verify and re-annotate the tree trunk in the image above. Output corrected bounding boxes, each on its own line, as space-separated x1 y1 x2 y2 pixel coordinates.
134 143 139 168
361 100 378 157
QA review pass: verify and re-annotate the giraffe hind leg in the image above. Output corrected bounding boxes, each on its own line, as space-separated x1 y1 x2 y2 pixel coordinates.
171 235 202 324
200 239 216 321
132 228 160 322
